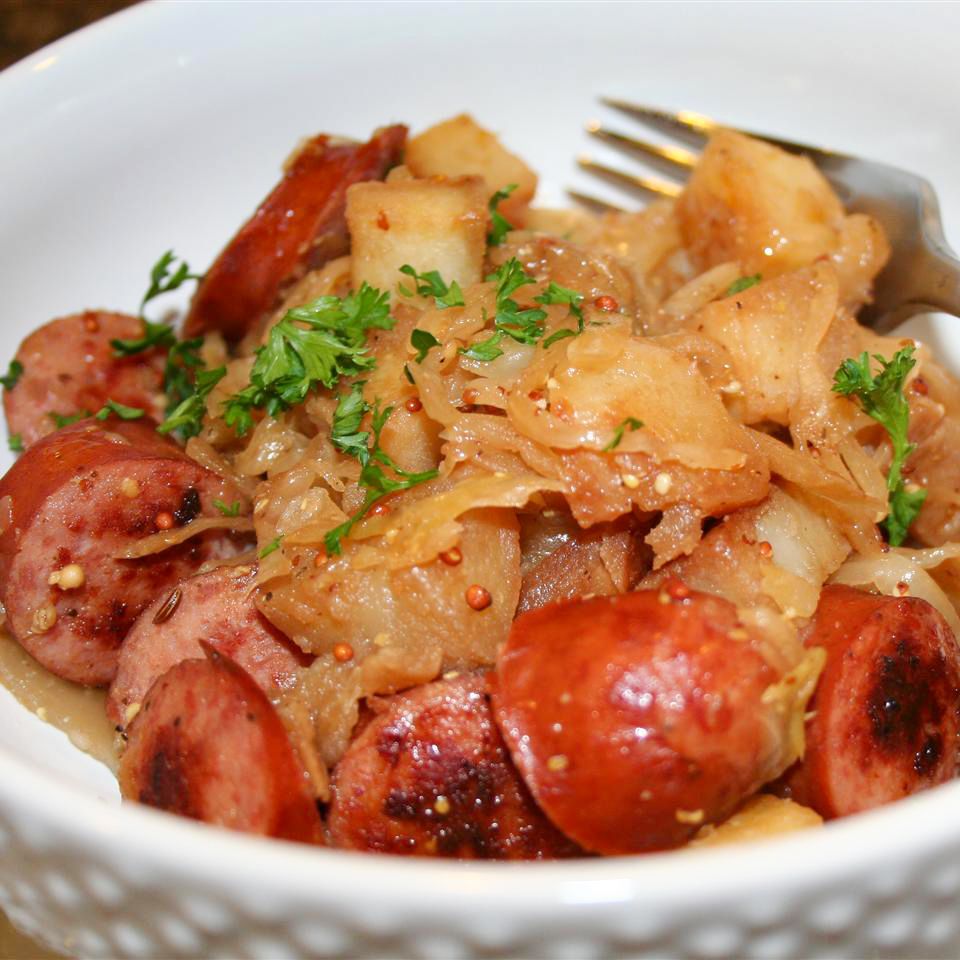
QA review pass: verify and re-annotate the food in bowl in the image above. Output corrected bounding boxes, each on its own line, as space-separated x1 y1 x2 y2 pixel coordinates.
1 114 958 858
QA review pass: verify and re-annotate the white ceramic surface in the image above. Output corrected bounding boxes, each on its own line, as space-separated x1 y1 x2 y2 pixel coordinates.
2 1 960 957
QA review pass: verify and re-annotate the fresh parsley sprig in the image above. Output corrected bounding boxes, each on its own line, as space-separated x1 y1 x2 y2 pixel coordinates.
112 251 201 357
95 400 145 421
0 360 23 391
399 265 464 308
725 274 762 297
158 366 226 437
487 184 518 246
460 259 547 361
324 383 438 555
140 250 202 316
48 410 90 428
411 329 441 363
603 416 644 452
7 434 23 453
538 282 585 347
832 345 926 546
223 283 393 436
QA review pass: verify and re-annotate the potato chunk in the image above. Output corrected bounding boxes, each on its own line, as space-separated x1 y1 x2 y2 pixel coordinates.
406 114 536 221
346 177 487 295
676 130 888 308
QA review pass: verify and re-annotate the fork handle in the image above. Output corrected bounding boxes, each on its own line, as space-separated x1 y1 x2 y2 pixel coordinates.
860 177 960 331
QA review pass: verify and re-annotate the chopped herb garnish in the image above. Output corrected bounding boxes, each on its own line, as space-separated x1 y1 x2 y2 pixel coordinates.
403 363 415 385
0 360 23 391
832 346 926 546
48 410 91 428
542 328 578 348
259 535 284 558
111 318 177 357
7 434 23 453
460 331 505 362
140 250 202 316
95 400 145 421
223 283 393 436
214 499 242 517
487 184 518 246
536 282 585 346
411 328 442 363
331 382 372 460
158 366 226 437
725 274 762 297
603 416 645 452
112 251 201 358
460 259 548 362
398 266 464 308
324 394 438 555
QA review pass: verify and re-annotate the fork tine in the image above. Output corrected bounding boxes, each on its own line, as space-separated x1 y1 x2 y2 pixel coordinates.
586 121 697 178
577 155 682 200
601 98 718 148
566 189 627 213
602 96 839 164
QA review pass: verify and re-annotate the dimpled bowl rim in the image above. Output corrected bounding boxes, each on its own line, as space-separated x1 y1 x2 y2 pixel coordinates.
3 1 960 952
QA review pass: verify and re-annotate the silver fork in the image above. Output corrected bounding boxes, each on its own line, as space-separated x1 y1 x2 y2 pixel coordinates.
576 98 960 332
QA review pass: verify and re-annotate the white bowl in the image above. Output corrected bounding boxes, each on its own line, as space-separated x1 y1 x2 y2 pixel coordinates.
2 2 960 957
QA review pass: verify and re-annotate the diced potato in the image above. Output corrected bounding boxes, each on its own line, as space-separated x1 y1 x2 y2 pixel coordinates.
406 114 537 221
346 177 488 295
676 129 887 310
688 794 822 848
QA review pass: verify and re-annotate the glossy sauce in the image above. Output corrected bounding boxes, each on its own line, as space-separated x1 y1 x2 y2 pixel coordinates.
0 629 118 771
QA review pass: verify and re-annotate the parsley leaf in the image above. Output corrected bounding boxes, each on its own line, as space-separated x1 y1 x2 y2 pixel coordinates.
331 382 372 460
95 400 145 421
725 274 762 297
411 329 441 363
113 251 202 358
48 410 91 428
111 318 177 357
487 184 518 246
0 360 23 391
536 282 585 346
140 250 202 315
399 265 464 308
259 535 284 558
603 416 644 452
214 499 241 517
324 396 438 555
832 346 926 546
7 434 23 453
460 331 505 362
158 366 226 437
223 283 393 436
460 259 551 361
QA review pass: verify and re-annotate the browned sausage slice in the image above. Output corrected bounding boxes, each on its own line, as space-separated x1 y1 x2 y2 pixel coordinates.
778 584 960 818
108 564 310 729
3 311 166 449
491 586 791 854
328 673 582 859
0 418 245 686
183 125 407 342
119 644 323 843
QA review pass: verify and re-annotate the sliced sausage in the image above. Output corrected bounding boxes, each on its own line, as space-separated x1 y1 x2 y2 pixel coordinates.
108 564 310 729
3 311 166 449
777 584 960 818
0 418 245 686
183 125 407 342
491 586 792 854
119 644 323 843
328 673 582 859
